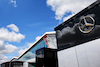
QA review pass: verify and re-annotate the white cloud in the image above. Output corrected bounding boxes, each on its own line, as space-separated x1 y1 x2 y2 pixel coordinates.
0 24 25 63
27 42 34 47
0 40 4 46
10 0 17 7
0 42 18 64
18 48 28 57
7 24 19 32
24 52 35 59
0 54 8 64
63 14 75 22
35 36 41 41
18 42 34 57
46 0 96 21
18 36 42 57
0 43 18 54
0 27 25 42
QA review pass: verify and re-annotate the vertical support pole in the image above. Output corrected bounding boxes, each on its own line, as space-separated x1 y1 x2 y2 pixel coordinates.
23 62 28 67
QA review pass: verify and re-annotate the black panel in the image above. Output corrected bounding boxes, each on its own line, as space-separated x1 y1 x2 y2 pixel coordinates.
44 48 58 67
28 63 36 67
36 48 44 67
1 62 10 67
36 48 58 67
55 0 100 50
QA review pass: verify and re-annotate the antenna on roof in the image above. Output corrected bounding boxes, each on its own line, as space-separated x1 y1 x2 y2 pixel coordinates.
56 23 58 26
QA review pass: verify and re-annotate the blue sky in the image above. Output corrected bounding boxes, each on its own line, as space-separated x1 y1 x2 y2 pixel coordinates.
0 0 96 63
0 0 57 63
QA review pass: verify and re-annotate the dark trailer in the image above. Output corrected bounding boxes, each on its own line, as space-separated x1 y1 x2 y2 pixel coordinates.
55 0 100 67
1 61 36 67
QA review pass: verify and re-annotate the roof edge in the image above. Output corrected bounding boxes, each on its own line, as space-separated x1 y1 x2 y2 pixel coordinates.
18 31 56 59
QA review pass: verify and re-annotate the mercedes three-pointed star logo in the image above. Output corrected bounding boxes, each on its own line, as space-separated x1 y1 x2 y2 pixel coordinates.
79 16 95 33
